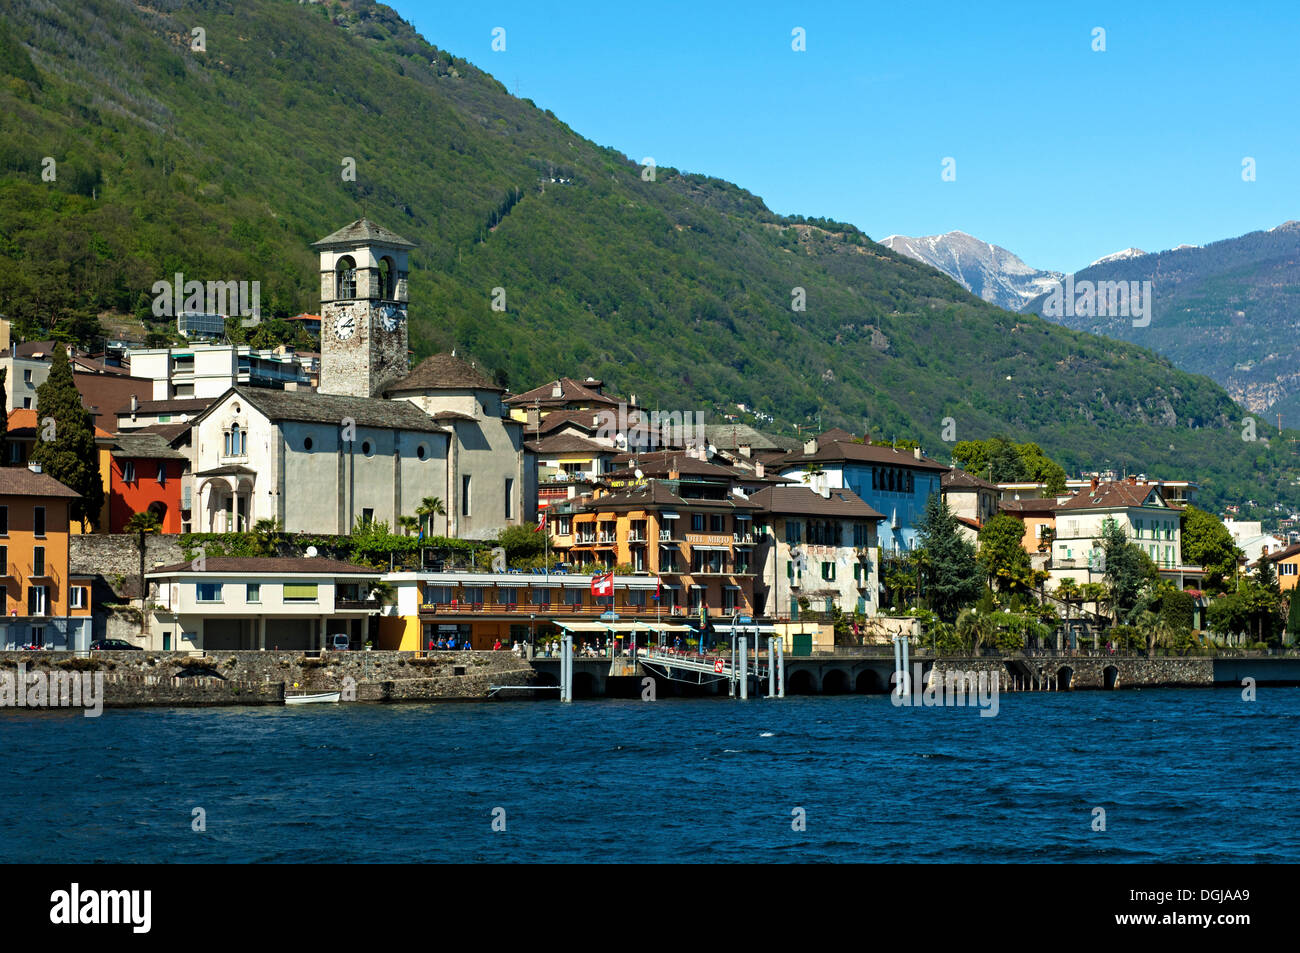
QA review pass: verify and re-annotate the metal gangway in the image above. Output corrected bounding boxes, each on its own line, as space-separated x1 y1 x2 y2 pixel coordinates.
639 636 785 699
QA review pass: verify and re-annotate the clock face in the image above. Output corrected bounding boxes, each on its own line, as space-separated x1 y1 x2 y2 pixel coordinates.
378 304 406 333
333 310 356 341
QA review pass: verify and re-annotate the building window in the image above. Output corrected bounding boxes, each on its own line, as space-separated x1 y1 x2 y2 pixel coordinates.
32 546 44 577
564 588 583 606
224 424 245 457
21 398 30 409
531 588 551 606
505 478 514 520
462 475 472 516
33 506 45 538
122 461 136 483
498 587 519 606
362 508 374 523
27 585 48 616
709 514 724 533
722 588 738 613
246 583 261 603
822 560 835 582
283 583 318 602
462 587 483 605
23 369 32 384
626 589 645 608
70 586 86 609
304 436 314 452
156 463 166 486
0 508 6 536
0 545 6 573
691 513 705 532
196 583 223 603
785 521 802 545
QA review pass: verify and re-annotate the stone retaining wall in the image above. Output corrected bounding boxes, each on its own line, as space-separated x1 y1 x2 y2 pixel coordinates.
0 650 536 708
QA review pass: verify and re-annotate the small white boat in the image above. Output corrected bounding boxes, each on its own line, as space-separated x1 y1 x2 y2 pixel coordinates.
284 691 342 705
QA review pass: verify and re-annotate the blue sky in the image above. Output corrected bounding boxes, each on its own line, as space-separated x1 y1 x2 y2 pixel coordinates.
396 0 1300 274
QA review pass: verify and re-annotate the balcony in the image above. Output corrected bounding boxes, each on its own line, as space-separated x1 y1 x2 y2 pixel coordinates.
335 597 380 611
597 533 617 544
732 533 755 544
627 532 647 543
659 531 675 542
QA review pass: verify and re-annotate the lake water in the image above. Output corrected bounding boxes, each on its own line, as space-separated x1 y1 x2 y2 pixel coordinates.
2 688 1297 862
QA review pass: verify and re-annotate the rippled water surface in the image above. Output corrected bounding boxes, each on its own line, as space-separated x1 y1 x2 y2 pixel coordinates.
2 688 1298 862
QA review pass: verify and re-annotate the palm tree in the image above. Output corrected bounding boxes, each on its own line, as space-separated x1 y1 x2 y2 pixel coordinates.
1135 609 1160 655
251 517 281 556
124 509 162 641
1055 578 1080 623
397 515 420 537
416 496 445 538
956 608 995 655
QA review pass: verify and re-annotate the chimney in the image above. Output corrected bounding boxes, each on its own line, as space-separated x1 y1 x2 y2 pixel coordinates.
913 447 922 460
629 393 637 408
551 381 563 399
755 461 765 479
738 443 751 458
27 461 41 473
526 407 540 432
803 438 817 455
1127 475 1137 486
1090 476 1099 491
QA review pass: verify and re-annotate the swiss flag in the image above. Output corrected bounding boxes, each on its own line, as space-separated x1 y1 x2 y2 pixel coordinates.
591 572 614 597
534 511 547 533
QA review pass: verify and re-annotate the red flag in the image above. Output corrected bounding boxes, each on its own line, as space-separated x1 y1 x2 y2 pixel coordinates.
534 511 547 533
591 572 613 597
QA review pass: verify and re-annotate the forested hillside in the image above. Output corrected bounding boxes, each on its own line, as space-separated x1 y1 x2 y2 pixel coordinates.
0 0 1297 512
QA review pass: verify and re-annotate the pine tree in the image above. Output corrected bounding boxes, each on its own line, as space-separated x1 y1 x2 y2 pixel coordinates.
1287 592 1300 645
915 493 983 623
29 346 104 529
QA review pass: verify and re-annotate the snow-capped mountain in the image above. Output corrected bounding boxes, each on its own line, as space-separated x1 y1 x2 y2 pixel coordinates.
1089 247 1148 267
880 231 1063 312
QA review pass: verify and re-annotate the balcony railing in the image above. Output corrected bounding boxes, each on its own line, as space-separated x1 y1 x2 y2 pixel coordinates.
733 533 755 544
628 532 646 542
419 602 659 616
335 598 380 611
659 531 675 542
597 533 617 543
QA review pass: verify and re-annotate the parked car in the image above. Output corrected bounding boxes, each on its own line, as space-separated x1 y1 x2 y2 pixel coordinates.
90 639 143 651
330 634 351 651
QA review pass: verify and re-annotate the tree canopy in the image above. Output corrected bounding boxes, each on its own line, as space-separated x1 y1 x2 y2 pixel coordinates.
29 346 104 529
915 494 983 623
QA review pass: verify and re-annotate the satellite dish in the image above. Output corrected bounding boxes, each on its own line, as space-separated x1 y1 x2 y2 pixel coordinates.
634 468 643 479
305 546 319 558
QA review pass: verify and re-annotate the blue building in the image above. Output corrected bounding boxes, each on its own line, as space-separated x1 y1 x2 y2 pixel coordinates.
773 430 948 553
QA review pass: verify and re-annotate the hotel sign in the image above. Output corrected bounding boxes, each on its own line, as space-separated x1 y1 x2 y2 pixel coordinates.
685 534 731 546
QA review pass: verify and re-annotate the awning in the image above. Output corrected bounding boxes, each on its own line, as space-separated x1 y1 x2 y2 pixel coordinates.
735 514 752 521
689 584 705 589
689 544 730 551
596 512 615 521
660 512 680 520
713 623 778 634
724 584 741 590
492 577 532 586
627 511 646 520
646 623 693 633
557 621 611 633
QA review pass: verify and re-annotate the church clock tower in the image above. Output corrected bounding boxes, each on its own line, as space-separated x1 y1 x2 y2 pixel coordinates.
313 219 417 397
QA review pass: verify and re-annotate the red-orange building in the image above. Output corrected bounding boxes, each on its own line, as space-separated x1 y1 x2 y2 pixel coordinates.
108 432 188 533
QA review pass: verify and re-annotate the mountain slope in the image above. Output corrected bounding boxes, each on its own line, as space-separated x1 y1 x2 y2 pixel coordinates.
881 231 1063 311
1021 221 1300 427
0 0 1295 511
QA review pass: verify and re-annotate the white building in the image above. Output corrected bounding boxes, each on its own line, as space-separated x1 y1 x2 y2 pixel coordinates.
127 344 312 400
749 484 884 619
146 557 381 651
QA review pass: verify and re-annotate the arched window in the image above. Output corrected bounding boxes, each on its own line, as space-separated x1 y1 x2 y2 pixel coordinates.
378 256 396 300
336 255 357 300
225 423 244 457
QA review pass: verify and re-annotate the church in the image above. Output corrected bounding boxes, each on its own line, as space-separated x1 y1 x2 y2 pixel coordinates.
187 220 536 538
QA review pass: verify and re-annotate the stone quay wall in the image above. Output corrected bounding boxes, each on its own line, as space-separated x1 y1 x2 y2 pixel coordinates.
931 655 1215 690
0 650 536 708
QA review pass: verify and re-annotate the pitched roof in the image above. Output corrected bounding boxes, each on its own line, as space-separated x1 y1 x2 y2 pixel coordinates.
13 340 65 359
386 353 502 393
228 386 447 433
747 485 884 520
7 408 112 440
506 377 620 407
576 480 761 512
73 371 154 424
1256 543 1300 565
109 432 189 461
1055 480 1180 512
127 422 192 443
532 408 601 436
774 438 949 472
116 397 215 417
605 450 741 480
149 557 380 575
942 468 999 491
311 219 416 250
1000 498 1060 515
526 432 618 456
0 468 80 499
704 423 802 453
